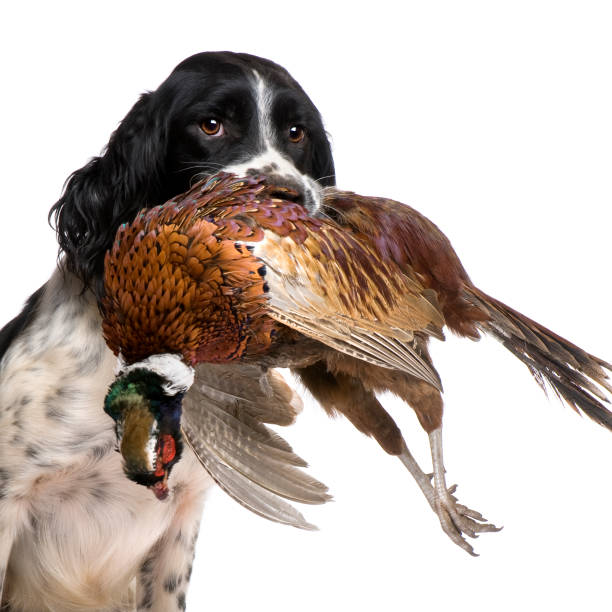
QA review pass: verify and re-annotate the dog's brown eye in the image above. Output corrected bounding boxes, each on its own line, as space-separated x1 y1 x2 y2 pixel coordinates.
288 125 305 143
201 118 223 136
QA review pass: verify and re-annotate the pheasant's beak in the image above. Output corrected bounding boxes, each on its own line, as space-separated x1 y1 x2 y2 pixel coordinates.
150 474 170 501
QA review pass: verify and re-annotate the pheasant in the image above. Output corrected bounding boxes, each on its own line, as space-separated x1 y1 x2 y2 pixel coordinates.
101 172 612 555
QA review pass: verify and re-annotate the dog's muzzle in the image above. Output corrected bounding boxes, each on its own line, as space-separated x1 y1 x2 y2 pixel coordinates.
223 157 322 214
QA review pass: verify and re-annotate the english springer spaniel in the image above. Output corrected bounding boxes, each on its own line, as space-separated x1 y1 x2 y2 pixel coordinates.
0 51 334 612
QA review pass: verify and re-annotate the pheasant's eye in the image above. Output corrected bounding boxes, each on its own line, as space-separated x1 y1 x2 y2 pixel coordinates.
200 118 223 136
288 125 305 143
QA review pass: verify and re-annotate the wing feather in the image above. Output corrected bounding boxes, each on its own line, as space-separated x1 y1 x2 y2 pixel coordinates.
182 428 318 530
252 228 444 389
181 403 330 504
181 363 330 526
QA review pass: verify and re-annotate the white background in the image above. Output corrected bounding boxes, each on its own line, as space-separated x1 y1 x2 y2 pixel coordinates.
2 2 612 610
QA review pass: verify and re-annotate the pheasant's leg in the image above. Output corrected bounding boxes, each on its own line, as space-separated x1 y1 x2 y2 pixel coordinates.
428 427 500 556
295 362 405 455
298 357 501 554
356 362 502 555
397 440 437 510
297 363 438 509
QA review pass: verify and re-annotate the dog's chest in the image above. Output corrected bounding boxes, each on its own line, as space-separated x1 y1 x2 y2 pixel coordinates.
7 449 205 610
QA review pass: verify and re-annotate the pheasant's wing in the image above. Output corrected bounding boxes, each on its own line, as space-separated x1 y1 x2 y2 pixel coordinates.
182 363 330 529
191 362 302 427
251 219 445 390
177 175 446 390
182 431 318 530
321 190 489 339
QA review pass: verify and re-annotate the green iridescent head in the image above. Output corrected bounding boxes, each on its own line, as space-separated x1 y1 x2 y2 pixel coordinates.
104 354 194 500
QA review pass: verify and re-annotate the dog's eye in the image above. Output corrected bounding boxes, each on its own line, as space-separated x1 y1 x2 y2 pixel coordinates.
288 125 305 143
200 118 223 136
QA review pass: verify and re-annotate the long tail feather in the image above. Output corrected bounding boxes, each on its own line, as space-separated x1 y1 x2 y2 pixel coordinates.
465 285 612 430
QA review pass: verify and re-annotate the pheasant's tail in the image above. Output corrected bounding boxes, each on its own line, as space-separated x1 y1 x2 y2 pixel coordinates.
465 285 612 430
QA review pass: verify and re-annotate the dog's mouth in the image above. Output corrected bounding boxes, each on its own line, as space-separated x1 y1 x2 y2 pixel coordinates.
265 177 321 214
221 153 323 214
267 184 301 202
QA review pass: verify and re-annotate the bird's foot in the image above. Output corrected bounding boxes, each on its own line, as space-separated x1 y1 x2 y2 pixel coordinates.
433 483 501 556
398 442 500 555
428 427 501 555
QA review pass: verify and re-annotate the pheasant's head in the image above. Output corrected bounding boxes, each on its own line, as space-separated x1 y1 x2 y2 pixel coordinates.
104 354 195 500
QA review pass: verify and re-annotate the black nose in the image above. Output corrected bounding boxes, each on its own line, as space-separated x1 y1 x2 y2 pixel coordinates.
264 174 319 213
266 175 304 203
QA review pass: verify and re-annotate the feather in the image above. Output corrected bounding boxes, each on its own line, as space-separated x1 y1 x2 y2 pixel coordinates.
190 363 302 426
181 429 318 530
181 363 330 510
466 286 612 428
269 307 442 390
181 404 330 504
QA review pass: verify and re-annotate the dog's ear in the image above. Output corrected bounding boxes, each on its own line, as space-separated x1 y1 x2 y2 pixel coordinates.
49 92 170 298
311 129 336 187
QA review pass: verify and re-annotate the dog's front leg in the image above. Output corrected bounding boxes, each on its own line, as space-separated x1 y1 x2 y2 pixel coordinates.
0 524 14 609
135 485 205 612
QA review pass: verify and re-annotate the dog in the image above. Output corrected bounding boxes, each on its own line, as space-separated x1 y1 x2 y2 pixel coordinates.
0 51 335 612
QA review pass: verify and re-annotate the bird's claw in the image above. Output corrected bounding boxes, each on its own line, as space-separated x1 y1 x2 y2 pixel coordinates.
397 442 501 555
434 488 501 556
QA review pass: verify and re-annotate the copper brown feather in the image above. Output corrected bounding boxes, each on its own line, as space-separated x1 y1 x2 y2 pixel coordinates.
101 172 612 555
321 190 612 428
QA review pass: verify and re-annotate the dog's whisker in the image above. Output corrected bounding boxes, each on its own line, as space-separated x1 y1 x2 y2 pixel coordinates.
180 163 226 173
321 186 343 201
179 159 225 168
314 174 337 184
315 208 336 223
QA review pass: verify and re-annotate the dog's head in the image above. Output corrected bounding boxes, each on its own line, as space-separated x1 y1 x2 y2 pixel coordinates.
50 51 335 297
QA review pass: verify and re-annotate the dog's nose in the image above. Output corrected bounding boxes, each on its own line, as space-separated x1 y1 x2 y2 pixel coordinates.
265 175 305 204
262 173 320 214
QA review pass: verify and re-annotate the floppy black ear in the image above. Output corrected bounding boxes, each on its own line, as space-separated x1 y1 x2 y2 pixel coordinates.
49 91 170 298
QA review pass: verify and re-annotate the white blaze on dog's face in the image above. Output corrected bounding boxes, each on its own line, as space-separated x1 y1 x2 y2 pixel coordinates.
223 71 325 213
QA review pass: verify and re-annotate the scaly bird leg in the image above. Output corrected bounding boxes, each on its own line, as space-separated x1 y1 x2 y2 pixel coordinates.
296 359 501 554
427 427 500 556
397 440 437 510
397 434 499 555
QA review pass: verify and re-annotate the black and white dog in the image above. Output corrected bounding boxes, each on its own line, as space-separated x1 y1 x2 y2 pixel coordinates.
0 52 334 612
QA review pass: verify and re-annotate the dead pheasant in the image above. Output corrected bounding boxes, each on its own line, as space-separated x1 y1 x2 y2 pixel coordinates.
101 172 612 555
